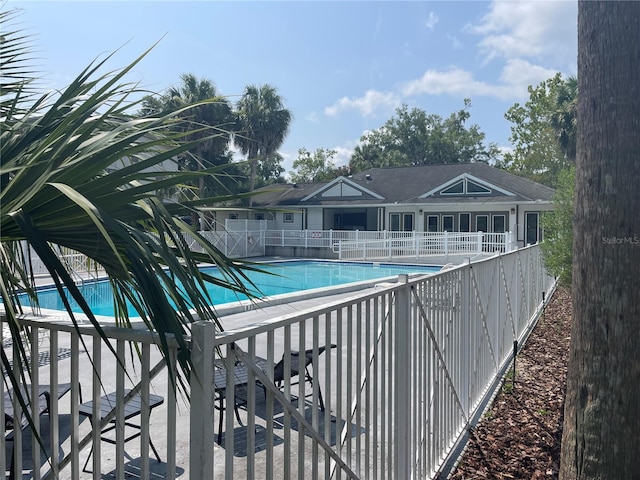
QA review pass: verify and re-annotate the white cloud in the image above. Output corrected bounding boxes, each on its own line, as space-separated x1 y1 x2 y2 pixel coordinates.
399 67 511 100
306 111 319 123
425 12 439 30
331 143 357 168
499 59 559 92
324 89 401 117
324 1 576 121
400 59 558 102
469 1 577 65
280 149 296 177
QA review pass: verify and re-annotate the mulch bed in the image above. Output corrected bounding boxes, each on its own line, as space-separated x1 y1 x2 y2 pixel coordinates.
448 286 572 480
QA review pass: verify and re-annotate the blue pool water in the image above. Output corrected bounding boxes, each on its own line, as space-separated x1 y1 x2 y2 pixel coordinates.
26 260 440 316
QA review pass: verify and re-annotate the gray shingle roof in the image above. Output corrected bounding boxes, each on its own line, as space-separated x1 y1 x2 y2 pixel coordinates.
251 163 555 207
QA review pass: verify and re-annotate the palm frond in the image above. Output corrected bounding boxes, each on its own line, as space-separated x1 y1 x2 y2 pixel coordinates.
1 10 262 411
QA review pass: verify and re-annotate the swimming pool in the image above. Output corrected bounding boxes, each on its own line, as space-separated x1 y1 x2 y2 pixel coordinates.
25 260 440 317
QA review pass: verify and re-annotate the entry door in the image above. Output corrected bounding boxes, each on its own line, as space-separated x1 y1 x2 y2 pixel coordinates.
525 212 539 245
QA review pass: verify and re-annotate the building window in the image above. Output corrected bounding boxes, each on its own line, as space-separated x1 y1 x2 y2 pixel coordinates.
255 213 265 221
476 215 488 232
426 215 439 232
283 212 294 223
466 180 491 194
228 213 238 220
442 215 454 232
390 213 414 232
493 215 506 233
403 213 413 231
390 214 400 231
441 181 464 195
459 213 471 232
525 212 540 244
440 178 492 195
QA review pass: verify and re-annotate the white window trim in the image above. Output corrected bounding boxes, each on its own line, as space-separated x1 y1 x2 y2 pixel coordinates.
492 214 506 233
476 214 489 232
426 215 439 232
442 214 454 232
459 213 471 232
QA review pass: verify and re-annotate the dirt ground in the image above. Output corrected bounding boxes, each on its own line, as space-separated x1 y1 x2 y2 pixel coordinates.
448 286 572 480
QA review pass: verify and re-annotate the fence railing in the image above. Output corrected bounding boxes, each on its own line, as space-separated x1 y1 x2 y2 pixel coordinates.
1 318 181 480
16 241 100 283
21 232 514 275
190 244 553 478
2 244 554 479
333 231 514 260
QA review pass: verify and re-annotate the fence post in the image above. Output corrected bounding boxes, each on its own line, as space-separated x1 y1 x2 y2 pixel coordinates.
477 232 483 254
190 322 215 478
444 231 449 256
394 274 411 478
460 263 471 420
305 229 308 248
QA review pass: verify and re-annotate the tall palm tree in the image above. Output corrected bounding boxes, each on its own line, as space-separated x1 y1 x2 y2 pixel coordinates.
142 73 235 225
234 84 292 204
550 76 578 161
1 9 260 431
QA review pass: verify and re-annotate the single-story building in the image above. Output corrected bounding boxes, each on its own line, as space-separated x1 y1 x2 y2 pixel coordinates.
221 163 555 248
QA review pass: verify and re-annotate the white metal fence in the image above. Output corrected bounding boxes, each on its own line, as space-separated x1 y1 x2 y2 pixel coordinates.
16 242 100 283
1 319 181 480
193 229 514 259
192 244 553 478
332 231 514 260
21 231 514 273
2 244 554 479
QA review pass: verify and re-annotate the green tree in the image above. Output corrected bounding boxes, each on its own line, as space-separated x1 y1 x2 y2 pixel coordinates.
142 74 234 171
234 84 292 204
349 100 499 172
502 74 578 283
550 76 578 161
255 153 286 188
1 10 260 434
289 147 342 183
560 2 640 478
499 73 576 187
541 166 574 285
140 74 236 222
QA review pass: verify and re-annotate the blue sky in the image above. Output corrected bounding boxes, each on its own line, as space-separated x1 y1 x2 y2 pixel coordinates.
9 1 577 175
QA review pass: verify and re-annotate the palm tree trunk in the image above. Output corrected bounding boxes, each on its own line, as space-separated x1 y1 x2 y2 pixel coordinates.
249 158 257 206
560 2 640 478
